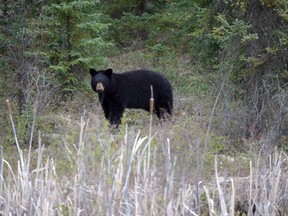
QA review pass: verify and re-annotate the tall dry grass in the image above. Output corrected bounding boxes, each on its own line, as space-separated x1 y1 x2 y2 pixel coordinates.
0 100 287 215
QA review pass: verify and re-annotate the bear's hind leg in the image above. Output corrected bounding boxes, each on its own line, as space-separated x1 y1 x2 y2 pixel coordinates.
166 101 173 115
155 107 162 119
156 106 172 123
156 107 169 119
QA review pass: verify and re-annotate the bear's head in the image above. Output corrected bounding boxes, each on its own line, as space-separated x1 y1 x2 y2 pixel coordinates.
90 68 113 93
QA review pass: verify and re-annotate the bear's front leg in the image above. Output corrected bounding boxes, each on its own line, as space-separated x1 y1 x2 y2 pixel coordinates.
102 102 110 120
109 103 125 127
99 95 110 120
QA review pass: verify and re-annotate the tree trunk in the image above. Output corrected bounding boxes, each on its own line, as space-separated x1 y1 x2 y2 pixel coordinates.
244 0 285 138
65 14 74 100
17 67 28 114
4 0 29 114
66 14 72 63
137 0 146 15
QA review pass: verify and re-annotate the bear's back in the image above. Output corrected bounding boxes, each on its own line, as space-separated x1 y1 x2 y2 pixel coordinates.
118 70 170 85
115 70 171 94
112 69 172 110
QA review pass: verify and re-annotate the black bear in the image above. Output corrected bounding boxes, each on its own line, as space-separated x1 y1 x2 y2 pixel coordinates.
90 68 173 126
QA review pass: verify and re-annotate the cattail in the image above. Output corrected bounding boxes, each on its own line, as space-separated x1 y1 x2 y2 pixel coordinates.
150 85 154 114
6 99 11 113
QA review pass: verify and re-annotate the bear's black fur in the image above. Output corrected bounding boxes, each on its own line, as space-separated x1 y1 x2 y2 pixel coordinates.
90 68 173 126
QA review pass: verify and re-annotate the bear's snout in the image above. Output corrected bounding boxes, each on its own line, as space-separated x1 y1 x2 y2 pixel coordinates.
96 82 104 93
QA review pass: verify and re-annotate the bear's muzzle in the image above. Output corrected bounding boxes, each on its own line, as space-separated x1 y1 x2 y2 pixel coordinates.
96 82 104 93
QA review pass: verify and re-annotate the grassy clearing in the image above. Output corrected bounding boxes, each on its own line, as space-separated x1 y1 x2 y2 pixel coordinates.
1 98 287 215
1 51 287 215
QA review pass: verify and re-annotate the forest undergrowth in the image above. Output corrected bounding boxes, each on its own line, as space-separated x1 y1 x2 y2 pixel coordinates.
1 71 288 215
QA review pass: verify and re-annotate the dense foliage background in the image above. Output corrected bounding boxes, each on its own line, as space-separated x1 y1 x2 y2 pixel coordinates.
1 0 288 142
0 0 288 215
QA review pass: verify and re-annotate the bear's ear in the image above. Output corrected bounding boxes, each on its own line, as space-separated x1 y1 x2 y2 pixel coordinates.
105 68 113 77
90 68 98 77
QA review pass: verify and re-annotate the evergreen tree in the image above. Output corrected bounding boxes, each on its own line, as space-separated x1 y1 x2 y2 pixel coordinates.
0 0 42 113
42 0 112 99
210 0 288 138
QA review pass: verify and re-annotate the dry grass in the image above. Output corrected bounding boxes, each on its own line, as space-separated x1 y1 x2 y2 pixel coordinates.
1 51 287 215
1 99 287 216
